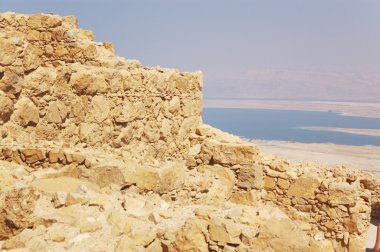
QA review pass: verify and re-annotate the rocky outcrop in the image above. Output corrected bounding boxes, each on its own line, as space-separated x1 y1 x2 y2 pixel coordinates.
0 12 379 251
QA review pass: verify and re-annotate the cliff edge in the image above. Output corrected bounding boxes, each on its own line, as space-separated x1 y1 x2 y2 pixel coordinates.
0 12 379 252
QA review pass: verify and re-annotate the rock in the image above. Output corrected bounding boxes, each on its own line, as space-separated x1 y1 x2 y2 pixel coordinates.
88 166 126 188
236 165 263 190
70 71 108 95
0 188 39 240
287 173 321 198
208 218 241 244
0 93 13 123
88 95 109 122
23 44 43 71
348 235 365 252
46 101 68 123
172 219 208 252
13 97 39 127
77 217 102 233
0 12 376 252
32 177 100 193
115 236 140 252
277 178 290 190
200 139 259 165
22 148 45 164
0 70 23 97
328 182 357 206
0 37 18 65
136 162 185 194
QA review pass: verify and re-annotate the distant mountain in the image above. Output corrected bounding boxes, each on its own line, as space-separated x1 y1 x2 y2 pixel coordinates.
204 68 380 102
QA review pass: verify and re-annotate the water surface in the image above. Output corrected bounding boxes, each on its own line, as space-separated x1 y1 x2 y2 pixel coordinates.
203 108 380 146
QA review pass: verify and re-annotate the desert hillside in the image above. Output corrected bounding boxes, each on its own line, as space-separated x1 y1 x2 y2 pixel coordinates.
0 12 380 252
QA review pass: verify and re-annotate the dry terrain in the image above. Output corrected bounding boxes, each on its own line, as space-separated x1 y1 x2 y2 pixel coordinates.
252 140 380 178
1 12 380 252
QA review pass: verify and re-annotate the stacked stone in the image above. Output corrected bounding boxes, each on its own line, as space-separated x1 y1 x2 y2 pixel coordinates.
0 12 202 160
1 12 380 252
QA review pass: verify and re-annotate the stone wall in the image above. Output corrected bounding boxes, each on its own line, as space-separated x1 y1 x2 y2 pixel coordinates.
0 12 202 160
1 12 380 252
260 160 373 250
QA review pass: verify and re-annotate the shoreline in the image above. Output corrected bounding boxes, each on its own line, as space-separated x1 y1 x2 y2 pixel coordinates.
204 99 380 119
298 126 380 137
251 139 380 178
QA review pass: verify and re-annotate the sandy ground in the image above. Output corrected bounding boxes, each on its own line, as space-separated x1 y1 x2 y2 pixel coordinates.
204 99 380 118
299 127 380 137
250 140 380 249
252 140 380 177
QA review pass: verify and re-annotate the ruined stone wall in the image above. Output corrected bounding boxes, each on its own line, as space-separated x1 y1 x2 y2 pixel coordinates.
0 12 202 160
259 161 373 250
1 12 380 252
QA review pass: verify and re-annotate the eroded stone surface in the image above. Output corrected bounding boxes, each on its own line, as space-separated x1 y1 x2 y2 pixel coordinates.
0 12 378 252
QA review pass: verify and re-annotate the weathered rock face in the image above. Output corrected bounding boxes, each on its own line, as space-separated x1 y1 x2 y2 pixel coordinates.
0 12 202 160
0 12 379 252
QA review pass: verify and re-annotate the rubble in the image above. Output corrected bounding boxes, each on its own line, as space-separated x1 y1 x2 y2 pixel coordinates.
0 12 379 251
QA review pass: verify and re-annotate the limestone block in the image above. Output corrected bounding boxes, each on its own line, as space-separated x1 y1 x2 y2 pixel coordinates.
115 101 145 123
27 14 44 29
237 165 263 190
277 178 290 190
23 44 43 71
115 236 140 252
0 93 13 123
77 217 102 233
182 98 201 117
88 166 126 188
87 95 109 123
22 148 45 164
348 235 364 252
263 177 276 190
24 67 56 96
230 191 256 205
46 101 68 123
287 173 321 198
32 176 100 193
136 163 186 194
70 71 108 95
208 218 241 244
168 96 180 113
173 219 208 252
143 121 160 143
42 14 62 28
200 139 259 165
13 97 39 127
328 182 357 206
0 70 23 97
26 30 40 41
0 37 18 65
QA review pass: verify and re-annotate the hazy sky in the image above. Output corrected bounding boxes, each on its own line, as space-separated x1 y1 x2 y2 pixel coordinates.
1 0 380 100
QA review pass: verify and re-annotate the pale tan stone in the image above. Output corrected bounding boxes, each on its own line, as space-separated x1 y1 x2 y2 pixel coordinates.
23 44 43 71
0 93 13 123
287 173 321 198
173 219 208 252
328 182 357 206
70 71 108 95
263 177 276 190
0 37 18 65
13 98 39 127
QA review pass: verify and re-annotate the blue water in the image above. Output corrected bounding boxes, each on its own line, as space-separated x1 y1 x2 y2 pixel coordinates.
203 108 380 146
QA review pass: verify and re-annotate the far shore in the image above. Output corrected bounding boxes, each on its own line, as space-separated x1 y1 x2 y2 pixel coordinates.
204 99 380 118
251 139 380 178
298 126 380 137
